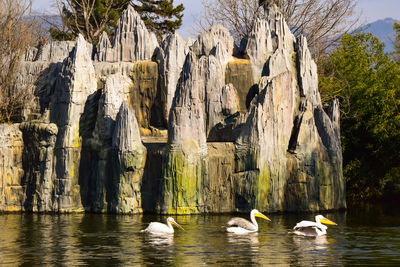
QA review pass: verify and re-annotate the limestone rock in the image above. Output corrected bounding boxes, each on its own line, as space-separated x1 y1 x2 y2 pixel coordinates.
50 34 97 212
95 73 131 141
128 61 160 130
225 58 254 112
0 124 24 212
95 5 158 62
162 52 208 214
245 19 273 81
245 5 295 81
191 24 234 65
235 72 295 211
25 41 76 62
156 32 191 123
296 35 321 104
111 102 146 213
0 4 345 215
19 122 58 212
221 84 240 116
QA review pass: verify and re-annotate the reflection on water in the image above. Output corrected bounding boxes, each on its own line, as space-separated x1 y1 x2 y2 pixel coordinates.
1 204 400 266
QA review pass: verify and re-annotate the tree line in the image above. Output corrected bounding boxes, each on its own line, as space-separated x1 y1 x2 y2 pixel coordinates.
1 0 400 202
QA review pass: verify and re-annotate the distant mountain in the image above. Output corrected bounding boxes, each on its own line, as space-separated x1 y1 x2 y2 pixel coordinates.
358 18 399 53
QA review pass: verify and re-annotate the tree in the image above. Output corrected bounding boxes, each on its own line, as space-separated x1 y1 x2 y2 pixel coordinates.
393 22 400 63
131 0 184 41
0 0 38 122
50 0 130 44
51 0 184 44
319 33 400 201
198 0 359 57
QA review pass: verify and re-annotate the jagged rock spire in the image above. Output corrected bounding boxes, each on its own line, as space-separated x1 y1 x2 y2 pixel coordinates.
96 5 159 62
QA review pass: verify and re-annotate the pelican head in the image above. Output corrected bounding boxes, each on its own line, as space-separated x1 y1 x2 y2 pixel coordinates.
315 215 337 226
167 217 185 231
251 209 271 222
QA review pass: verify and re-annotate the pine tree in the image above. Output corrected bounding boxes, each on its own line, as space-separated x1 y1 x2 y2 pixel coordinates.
131 0 184 41
50 0 131 44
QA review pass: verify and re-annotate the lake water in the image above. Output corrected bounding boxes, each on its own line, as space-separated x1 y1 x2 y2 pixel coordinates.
1 204 400 266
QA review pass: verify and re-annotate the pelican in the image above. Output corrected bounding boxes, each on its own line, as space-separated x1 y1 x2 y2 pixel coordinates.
291 215 337 237
226 209 271 234
141 217 184 234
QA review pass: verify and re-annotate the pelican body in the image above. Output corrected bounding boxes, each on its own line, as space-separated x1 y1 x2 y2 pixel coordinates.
227 209 271 234
141 217 184 234
292 215 337 237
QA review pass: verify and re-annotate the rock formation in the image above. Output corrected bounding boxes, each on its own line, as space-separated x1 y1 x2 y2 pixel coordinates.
95 5 158 62
111 102 146 213
0 4 345 214
162 52 208 214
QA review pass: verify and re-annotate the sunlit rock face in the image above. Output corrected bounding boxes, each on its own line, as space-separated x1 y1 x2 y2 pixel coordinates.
155 32 191 124
162 52 208 214
0 124 24 212
0 4 345 214
49 34 97 212
111 102 146 214
95 5 158 62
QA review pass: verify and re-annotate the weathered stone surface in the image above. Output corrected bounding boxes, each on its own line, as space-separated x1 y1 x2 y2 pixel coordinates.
0 124 24 212
94 62 135 79
156 32 191 123
95 5 158 62
0 4 345 214
95 73 132 141
204 142 235 212
192 24 234 65
225 58 254 111
162 52 208 214
128 61 161 130
245 4 295 81
111 102 146 213
25 41 76 62
50 34 97 212
20 122 58 212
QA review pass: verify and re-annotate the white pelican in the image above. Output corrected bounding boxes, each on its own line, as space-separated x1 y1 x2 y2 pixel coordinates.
226 209 271 234
141 217 184 234
291 215 337 237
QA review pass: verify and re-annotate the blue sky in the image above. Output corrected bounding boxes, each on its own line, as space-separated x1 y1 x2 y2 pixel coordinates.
33 0 400 37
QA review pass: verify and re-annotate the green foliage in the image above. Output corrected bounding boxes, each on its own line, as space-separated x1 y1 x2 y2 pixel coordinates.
319 33 400 201
131 0 184 41
393 22 400 63
51 0 184 44
51 0 130 44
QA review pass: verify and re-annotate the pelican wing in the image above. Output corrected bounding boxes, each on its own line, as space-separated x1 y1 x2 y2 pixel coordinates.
293 226 319 236
142 222 171 234
293 220 327 237
293 220 318 229
227 217 257 231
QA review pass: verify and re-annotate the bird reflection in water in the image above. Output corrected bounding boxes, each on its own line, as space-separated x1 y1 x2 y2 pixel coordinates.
227 232 260 251
143 233 174 248
292 235 332 251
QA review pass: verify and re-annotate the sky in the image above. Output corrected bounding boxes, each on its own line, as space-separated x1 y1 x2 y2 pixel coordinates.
33 0 400 38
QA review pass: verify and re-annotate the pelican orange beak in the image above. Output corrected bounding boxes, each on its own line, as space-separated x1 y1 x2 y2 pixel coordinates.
255 212 271 222
320 217 337 226
171 220 185 231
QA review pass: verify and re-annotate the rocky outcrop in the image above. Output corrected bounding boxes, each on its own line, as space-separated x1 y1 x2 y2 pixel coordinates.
162 52 208 214
128 61 161 130
20 122 58 212
0 124 24 212
95 5 158 62
111 102 146 213
155 33 191 123
0 4 345 214
50 34 97 212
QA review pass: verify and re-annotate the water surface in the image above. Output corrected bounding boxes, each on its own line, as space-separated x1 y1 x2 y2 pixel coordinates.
1 204 400 266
